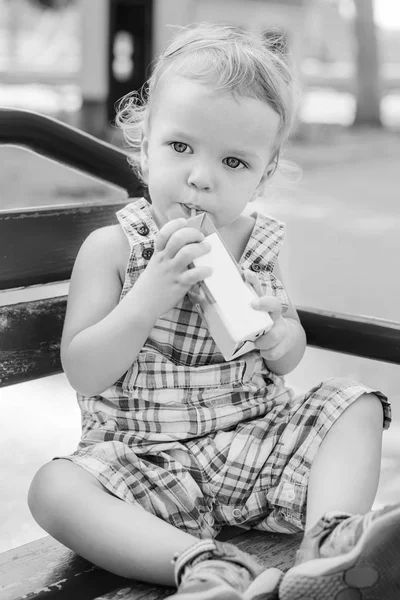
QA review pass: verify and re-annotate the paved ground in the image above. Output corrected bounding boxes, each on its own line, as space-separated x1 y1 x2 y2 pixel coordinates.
2 124 400 552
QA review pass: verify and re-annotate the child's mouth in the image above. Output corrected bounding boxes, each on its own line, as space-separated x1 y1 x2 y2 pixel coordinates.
182 204 201 217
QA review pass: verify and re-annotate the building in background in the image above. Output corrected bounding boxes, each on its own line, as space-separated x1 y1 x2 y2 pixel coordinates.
0 0 306 135
1 0 399 134
85 0 306 134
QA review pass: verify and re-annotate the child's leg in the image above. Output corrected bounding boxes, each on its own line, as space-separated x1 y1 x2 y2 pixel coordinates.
279 393 400 599
306 392 383 529
29 459 284 599
28 458 196 585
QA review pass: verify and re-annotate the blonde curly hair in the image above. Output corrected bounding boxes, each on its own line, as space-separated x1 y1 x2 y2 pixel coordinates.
115 22 298 188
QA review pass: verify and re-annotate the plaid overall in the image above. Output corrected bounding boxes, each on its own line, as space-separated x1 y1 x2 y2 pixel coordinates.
61 197 391 538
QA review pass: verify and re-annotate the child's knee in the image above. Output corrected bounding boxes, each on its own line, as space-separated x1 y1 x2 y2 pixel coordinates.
28 459 81 529
354 392 383 415
348 393 384 427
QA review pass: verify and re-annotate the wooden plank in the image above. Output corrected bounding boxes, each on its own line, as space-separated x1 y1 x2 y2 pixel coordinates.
231 529 301 572
0 201 130 290
96 586 172 600
298 307 400 365
0 530 300 600
0 536 131 600
2 298 400 388
0 297 66 387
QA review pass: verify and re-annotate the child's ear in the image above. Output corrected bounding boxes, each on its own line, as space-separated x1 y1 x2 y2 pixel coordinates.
257 156 278 190
250 157 278 202
265 155 279 180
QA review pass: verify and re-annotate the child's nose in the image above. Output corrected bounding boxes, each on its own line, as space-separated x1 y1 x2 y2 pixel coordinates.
187 163 213 191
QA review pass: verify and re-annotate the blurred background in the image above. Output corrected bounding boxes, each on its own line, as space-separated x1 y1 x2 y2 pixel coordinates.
1 0 400 553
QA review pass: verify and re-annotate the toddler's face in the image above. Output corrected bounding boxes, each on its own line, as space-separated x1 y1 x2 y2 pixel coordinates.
141 74 280 230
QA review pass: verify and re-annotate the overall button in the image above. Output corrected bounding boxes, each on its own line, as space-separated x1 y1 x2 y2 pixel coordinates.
137 224 149 236
142 248 154 260
232 508 242 519
204 513 215 526
267 491 274 502
250 263 261 272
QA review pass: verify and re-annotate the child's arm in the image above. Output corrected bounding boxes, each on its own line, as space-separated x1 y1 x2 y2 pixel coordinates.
61 219 211 396
250 261 307 376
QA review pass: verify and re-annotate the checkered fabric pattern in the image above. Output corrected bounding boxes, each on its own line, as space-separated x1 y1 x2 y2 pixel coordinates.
60 198 391 538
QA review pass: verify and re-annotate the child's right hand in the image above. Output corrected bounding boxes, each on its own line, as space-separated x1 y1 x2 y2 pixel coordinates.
134 218 212 319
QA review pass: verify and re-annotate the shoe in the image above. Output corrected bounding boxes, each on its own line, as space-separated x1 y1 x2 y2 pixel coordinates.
169 538 283 599
279 503 400 599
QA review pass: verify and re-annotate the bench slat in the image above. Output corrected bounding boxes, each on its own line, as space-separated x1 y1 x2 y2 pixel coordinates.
0 202 129 290
0 297 66 387
0 536 132 600
1 300 400 388
298 307 400 365
0 530 301 600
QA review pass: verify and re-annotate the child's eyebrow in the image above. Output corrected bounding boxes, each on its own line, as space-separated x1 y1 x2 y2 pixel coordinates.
167 129 194 140
227 149 259 159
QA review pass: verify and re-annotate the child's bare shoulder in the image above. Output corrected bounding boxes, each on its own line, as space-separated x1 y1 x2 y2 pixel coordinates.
80 224 130 284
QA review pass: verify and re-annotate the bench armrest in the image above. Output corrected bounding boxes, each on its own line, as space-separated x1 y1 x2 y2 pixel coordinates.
298 307 400 364
0 108 141 196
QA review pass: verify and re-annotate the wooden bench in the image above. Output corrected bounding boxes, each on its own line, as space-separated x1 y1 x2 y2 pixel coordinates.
1 109 400 600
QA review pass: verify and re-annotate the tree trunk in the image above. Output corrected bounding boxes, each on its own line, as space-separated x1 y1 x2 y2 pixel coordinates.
353 0 382 127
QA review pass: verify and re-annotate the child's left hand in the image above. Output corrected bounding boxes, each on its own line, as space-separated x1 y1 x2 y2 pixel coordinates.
244 270 293 362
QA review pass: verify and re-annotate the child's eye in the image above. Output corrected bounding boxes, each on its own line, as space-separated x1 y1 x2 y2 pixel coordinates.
170 142 189 153
224 157 246 170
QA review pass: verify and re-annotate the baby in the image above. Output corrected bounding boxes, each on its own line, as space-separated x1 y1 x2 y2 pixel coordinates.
28 22 399 600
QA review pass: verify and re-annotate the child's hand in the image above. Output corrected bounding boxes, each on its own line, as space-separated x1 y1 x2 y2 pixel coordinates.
135 218 212 319
244 270 292 362
251 295 292 361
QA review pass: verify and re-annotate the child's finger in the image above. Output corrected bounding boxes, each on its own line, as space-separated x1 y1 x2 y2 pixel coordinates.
155 218 187 252
174 240 211 269
255 336 287 361
181 265 213 287
165 228 207 260
243 270 263 296
251 295 282 319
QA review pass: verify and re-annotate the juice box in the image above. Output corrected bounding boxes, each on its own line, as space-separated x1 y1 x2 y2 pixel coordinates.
187 212 273 361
